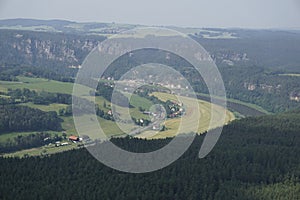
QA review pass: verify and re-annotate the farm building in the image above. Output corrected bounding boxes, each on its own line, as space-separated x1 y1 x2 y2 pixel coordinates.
69 135 79 142
61 142 69 146
69 135 83 142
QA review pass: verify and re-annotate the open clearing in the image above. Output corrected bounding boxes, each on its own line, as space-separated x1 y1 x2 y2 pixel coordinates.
136 92 235 139
0 131 64 144
0 76 74 94
61 115 128 139
3 143 80 158
21 102 68 113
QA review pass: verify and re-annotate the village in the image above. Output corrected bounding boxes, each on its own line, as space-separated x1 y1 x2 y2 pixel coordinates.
136 100 185 131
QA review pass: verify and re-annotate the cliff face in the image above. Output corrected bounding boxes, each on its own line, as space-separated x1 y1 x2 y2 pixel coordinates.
0 30 105 68
0 29 250 70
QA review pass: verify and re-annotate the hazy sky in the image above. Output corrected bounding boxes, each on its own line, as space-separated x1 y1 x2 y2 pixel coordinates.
0 0 300 28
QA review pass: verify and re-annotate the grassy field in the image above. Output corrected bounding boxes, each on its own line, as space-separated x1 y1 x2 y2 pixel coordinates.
136 92 235 139
124 93 152 120
0 115 129 158
3 143 80 158
0 131 64 144
0 94 10 98
127 93 153 110
21 102 68 113
0 76 74 94
0 77 238 157
85 94 150 120
61 115 129 139
1 91 234 157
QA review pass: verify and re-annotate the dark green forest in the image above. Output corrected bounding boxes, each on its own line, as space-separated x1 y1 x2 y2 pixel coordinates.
5 88 72 105
0 105 62 132
0 111 300 200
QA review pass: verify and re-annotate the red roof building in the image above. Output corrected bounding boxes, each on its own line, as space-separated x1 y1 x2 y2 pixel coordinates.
69 135 79 141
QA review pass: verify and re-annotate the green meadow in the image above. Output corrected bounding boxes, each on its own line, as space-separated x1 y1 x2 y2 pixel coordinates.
0 76 237 157
0 76 74 94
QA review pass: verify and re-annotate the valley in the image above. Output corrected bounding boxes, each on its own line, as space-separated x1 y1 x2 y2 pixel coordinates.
0 18 299 200
0 75 263 157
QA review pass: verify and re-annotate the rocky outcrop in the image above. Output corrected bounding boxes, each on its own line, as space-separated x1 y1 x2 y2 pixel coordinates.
0 29 104 68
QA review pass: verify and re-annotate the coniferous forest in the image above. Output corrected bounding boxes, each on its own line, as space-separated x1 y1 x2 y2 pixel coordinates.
0 105 62 132
0 111 300 199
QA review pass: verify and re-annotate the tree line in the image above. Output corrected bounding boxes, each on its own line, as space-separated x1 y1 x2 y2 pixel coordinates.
7 88 72 105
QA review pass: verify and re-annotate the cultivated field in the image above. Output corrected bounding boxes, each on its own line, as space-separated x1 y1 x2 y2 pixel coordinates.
0 76 236 157
136 92 235 139
21 102 68 113
0 76 74 94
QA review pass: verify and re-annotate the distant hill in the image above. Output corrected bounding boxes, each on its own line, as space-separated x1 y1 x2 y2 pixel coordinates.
0 18 73 27
0 29 105 69
0 19 300 113
0 18 136 35
1 19 300 72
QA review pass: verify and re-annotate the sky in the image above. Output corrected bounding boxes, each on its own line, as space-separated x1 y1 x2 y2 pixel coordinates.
0 0 300 29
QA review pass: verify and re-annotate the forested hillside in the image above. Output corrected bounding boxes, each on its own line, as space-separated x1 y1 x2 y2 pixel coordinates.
194 29 300 72
0 29 105 69
1 23 300 113
0 111 299 199
103 48 300 113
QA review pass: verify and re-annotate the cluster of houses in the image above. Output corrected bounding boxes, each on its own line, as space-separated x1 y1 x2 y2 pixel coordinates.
137 101 184 131
167 101 184 118
54 135 86 147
